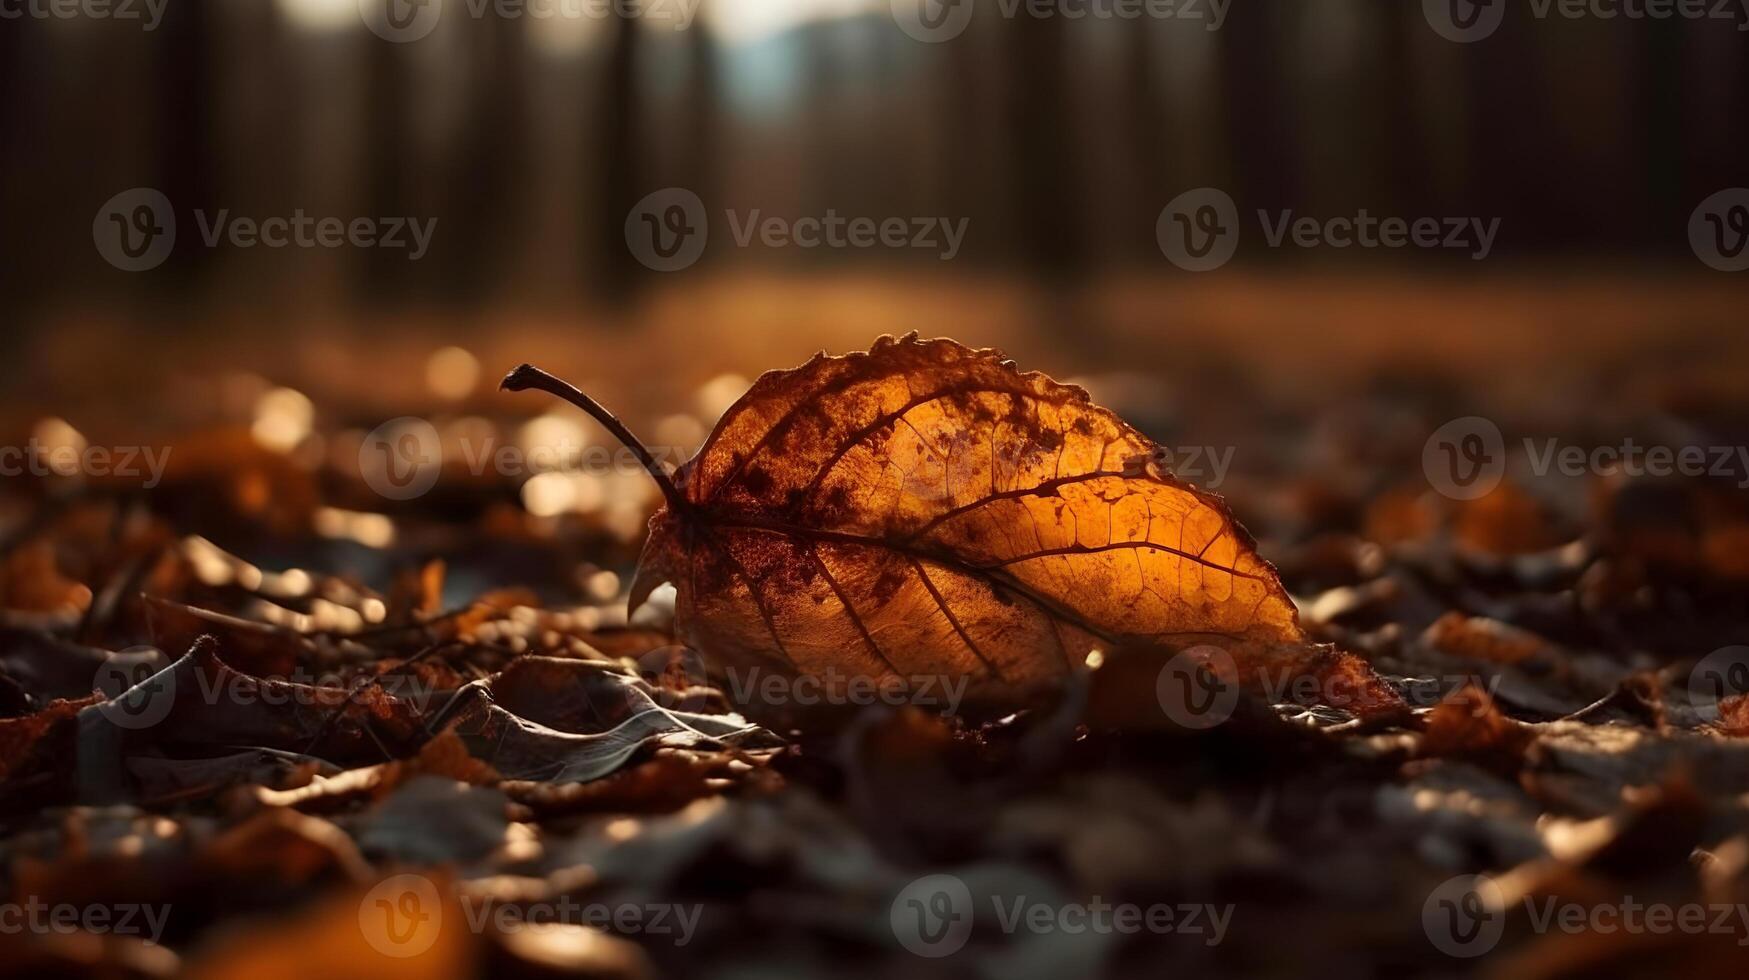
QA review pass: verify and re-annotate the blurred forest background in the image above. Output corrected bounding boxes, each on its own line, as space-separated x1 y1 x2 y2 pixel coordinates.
1 0 1746 448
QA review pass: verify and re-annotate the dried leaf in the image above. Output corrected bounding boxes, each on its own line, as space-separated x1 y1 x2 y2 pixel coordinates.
73 637 437 803
143 596 308 679
437 656 779 782
0 628 113 705
1421 682 1539 766
1714 693 1749 737
0 693 99 785
505 335 1309 716
126 748 338 804
500 747 773 816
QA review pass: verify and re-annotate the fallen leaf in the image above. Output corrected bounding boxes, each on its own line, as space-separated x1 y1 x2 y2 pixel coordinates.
437 656 780 782
1420 682 1538 766
350 775 517 866
499 746 774 816
253 729 502 812
504 335 1309 717
0 692 100 785
1714 693 1749 737
143 596 308 679
0 628 113 706
74 637 438 803
126 748 338 804
0 538 92 616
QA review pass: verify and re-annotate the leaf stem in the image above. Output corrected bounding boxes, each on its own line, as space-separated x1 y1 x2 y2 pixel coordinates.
499 363 690 515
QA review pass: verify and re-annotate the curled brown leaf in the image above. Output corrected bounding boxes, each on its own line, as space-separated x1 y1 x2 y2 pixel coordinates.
508 336 1350 719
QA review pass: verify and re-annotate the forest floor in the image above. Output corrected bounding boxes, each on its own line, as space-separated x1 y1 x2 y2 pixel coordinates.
2 273 1748 978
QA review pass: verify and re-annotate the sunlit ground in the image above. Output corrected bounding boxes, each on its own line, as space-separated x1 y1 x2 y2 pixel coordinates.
15 269 1747 430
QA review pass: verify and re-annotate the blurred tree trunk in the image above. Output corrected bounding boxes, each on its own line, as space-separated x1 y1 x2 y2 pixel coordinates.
1005 16 1081 282
594 13 643 305
207 3 292 310
1123 21 1167 266
446 14 530 307
1378 2 1434 218
936 28 988 268
687 24 720 215
1640 20 1683 239
0 21 28 322
802 30 841 230
1678 18 1749 251
157 0 216 294
362 33 414 305
1218 3 1296 217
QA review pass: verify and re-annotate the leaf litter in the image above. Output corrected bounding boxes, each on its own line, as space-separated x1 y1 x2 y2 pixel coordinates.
0 335 1746 977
